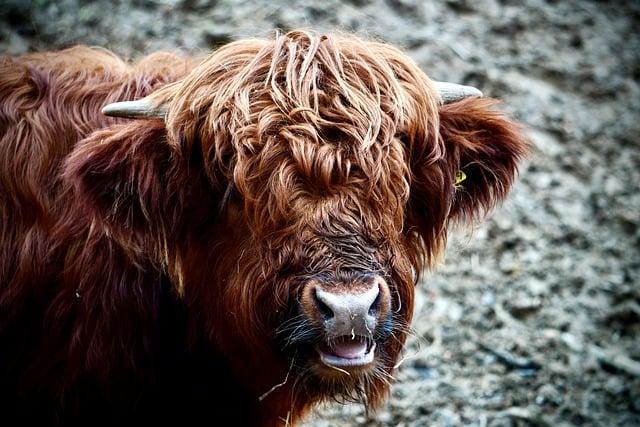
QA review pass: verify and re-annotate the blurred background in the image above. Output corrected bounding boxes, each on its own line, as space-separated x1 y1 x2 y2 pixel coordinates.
1 0 638 425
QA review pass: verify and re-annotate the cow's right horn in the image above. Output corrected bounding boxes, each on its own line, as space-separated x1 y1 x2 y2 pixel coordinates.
101 98 167 120
433 81 483 104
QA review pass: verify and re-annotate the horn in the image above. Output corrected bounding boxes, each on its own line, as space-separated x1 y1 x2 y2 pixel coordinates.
433 81 483 103
102 83 481 116
101 99 167 119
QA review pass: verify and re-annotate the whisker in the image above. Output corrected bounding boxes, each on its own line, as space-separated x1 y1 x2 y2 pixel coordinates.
325 364 350 376
259 351 297 401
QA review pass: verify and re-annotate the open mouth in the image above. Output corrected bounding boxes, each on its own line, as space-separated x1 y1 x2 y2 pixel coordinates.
316 336 376 368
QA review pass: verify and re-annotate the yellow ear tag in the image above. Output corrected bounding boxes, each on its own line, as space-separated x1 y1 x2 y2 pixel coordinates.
454 170 467 188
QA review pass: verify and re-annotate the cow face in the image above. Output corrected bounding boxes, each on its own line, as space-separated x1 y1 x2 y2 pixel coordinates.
79 31 527 405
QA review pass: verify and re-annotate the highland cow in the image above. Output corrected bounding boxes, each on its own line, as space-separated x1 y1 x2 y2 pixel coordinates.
0 30 528 425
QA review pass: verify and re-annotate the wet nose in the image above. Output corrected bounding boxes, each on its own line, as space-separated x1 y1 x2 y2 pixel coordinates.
306 276 391 338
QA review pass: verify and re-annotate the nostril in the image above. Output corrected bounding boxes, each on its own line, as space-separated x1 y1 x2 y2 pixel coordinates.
368 291 381 317
369 278 391 320
314 287 334 320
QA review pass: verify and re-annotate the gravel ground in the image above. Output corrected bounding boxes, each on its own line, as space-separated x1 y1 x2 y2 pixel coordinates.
1 1 639 425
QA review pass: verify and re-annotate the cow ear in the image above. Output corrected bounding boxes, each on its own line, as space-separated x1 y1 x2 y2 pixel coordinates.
405 97 529 265
439 97 530 224
62 120 189 250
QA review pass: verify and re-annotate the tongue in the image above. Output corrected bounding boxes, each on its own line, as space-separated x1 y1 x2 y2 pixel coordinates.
332 339 368 359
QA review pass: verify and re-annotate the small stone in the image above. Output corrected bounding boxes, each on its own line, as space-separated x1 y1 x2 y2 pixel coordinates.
481 291 495 305
506 296 542 319
605 377 626 395
537 384 562 405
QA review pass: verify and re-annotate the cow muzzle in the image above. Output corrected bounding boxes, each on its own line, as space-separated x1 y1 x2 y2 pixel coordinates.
300 275 392 369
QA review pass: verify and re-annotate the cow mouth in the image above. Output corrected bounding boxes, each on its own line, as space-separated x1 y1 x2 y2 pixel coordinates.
316 336 376 368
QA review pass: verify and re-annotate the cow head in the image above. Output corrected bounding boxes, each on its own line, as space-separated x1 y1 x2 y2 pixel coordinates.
68 30 528 415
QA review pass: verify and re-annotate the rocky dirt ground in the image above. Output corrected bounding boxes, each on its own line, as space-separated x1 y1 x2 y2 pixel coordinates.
1 0 639 425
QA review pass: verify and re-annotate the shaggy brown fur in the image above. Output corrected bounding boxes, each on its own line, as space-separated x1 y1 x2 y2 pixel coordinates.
0 31 528 425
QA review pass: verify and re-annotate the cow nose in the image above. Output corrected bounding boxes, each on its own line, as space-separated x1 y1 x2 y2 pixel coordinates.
308 276 391 338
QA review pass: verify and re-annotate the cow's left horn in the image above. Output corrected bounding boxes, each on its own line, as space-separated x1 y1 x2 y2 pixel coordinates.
433 81 483 104
101 99 167 119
